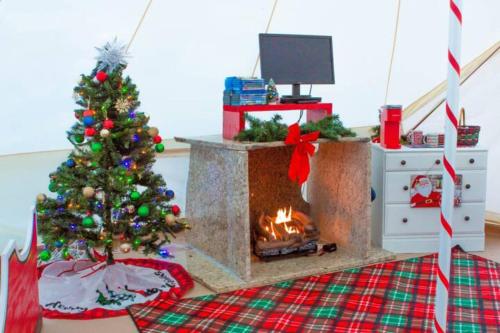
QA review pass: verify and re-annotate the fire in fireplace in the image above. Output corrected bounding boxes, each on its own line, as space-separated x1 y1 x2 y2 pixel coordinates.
253 207 319 260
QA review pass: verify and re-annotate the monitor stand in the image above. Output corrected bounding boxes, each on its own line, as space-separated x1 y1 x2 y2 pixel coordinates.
280 83 322 104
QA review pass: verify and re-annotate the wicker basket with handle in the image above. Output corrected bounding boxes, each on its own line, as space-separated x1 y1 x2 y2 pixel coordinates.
457 107 480 147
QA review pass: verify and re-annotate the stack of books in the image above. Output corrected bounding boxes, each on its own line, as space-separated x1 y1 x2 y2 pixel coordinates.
223 77 267 106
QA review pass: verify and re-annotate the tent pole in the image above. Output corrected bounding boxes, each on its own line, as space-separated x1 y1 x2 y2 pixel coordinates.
434 1 462 332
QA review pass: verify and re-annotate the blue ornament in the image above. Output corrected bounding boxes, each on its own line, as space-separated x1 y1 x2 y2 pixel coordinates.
57 207 65 214
158 247 171 258
83 116 94 127
132 134 140 143
165 190 175 199
66 159 76 167
54 240 63 248
77 239 86 246
96 201 103 209
129 111 136 119
133 222 142 230
121 158 132 170
69 223 78 232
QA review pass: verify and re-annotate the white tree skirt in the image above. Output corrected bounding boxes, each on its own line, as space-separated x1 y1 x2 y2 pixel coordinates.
39 259 182 316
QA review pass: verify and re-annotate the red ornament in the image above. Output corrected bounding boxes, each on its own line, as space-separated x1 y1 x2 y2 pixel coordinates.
95 71 108 83
74 112 80 119
103 119 114 129
171 205 181 216
83 109 96 117
284 123 320 185
153 135 162 144
85 127 96 137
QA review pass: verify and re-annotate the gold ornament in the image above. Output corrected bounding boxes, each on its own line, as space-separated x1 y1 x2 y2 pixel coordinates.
119 243 131 253
82 186 95 198
165 213 176 226
100 129 110 137
36 193 47 204
115 97 132 113
147 127 159 137
127 205 135 214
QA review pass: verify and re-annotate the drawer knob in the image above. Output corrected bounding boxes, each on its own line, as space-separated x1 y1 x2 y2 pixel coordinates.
469 158 475 164
465 184 471 189
403 185 409 191
435 159 441 165
402 217 408 223
400 160 407 166
464 216 470 222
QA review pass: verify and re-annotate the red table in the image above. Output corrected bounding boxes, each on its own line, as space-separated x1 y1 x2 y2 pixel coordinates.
223 102 333 139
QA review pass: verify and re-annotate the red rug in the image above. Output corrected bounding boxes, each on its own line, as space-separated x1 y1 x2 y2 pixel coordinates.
128 247 500 332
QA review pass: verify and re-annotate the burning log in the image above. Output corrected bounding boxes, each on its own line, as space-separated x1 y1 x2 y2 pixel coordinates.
253 207 319 259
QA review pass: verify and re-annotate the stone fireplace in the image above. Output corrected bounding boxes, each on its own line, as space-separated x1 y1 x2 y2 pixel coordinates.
175 135 394 292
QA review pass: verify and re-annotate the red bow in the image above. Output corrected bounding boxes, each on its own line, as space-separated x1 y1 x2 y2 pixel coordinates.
285 123 320 185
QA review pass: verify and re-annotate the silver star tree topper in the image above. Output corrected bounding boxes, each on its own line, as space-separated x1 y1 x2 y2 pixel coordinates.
95 38 129 72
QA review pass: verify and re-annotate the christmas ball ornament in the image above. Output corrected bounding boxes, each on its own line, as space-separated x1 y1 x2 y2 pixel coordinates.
172 204 181 216
66 158 76 168
127 205 135 214
62 248 70 260
83 109 96 117
119 243 131 253
74 134 84 143
54 240 63 248
85 127 96 137
148 127 159 137
121 86 129 94
82 216 95 228
133 238 141 247
153 135 162 144
82 186 95 198
95 71 108 83
158 247 170 258
48 182 58 193
165 189 175 199
130 191 140 201
103 119 114 129
165 213 176 226
137 205 150 217
91 142 103 153
83 116 95 127
100 129 110 137
160 209 167 218
155 143 165 153
36 193 47 203
39 249 51 262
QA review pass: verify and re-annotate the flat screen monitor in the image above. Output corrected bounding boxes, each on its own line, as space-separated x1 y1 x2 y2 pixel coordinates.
259 33 335 85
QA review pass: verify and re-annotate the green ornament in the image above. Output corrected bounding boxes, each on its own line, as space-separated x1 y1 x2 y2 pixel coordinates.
62 248 70 260
155 143 165 153
74 135 84 143
126 176 134 185
130 191 141 201
38 208 46 216
138 205 149 217
82 216 95 228
104 238 113 245
119 168 127 176
58 237 66 244
39 249 51 261
160 209 167 218
91 142 103 153
133 238 141 247
90 161 98 168
121 86 129 94
114 201 121 208
48 182 58 192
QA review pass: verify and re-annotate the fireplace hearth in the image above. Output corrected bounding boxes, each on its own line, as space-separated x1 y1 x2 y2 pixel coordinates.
176 135 395 292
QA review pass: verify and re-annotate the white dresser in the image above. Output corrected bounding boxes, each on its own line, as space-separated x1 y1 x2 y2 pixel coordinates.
371 143 487 253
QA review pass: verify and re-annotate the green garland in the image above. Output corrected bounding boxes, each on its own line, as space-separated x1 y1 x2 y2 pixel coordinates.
234 113 355 142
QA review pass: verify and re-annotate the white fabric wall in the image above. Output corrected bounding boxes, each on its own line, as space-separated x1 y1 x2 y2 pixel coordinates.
1 0 499 155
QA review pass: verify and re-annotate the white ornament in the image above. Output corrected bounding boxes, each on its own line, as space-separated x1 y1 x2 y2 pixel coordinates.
120 243 131 253
82 186 95 198
100 129 110 137
165 213 176 226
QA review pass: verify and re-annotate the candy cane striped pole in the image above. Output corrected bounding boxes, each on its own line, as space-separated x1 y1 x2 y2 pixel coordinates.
434 1 462 332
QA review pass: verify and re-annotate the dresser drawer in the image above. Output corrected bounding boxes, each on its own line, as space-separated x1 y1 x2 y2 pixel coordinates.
385 170 487 204
385 151 487 171
384 203 484 236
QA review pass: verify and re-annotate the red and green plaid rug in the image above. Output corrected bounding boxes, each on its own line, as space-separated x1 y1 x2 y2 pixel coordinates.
128 247 500 332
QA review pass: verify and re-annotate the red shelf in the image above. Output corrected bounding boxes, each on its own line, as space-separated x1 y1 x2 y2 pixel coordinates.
223 103 332 112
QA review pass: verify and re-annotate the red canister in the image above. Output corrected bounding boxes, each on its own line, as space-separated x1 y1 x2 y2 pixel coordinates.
380 105 402 149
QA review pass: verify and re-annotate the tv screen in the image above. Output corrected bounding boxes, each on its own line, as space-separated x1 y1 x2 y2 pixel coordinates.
259 33 335 85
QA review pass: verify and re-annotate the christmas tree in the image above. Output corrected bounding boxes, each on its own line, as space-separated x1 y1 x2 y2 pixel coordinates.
36 40 187 264
266 78 279 104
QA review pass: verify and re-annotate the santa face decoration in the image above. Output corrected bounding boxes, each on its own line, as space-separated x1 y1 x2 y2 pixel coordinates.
410 174 462 208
